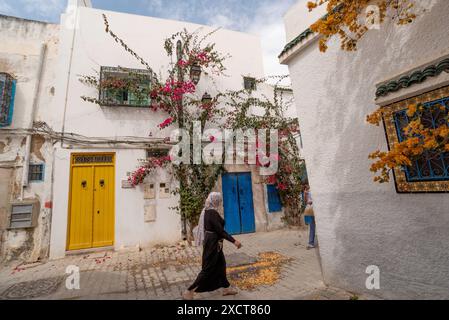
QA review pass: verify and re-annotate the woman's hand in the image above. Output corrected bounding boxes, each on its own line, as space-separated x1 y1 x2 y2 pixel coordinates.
234 240 242 249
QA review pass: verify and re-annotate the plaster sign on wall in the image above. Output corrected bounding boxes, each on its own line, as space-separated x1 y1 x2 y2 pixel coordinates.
121 180 133 189
144 204 156 223
144 183 155 199
159 182 170 199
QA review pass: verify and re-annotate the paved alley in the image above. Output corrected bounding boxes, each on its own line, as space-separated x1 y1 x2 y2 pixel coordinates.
0 229 355 300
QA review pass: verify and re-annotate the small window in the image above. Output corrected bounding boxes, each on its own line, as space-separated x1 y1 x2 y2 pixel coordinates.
267 184 282 213
28 164 45 182
99 66 153 107
0 72 16 127
147 148 169 158
243 77 257 91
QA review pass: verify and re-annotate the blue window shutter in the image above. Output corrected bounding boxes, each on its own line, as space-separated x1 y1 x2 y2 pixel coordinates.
0 78 4 96
7 80 16 126
267 184 282 213
0 75 6 126
0 74 16 127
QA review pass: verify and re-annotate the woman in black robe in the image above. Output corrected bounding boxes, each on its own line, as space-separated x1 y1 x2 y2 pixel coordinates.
183 192 242 300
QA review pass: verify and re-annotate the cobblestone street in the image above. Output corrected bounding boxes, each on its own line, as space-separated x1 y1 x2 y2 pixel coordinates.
0 229 355 300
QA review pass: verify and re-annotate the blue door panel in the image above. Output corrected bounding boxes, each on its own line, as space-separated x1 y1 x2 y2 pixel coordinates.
237 173 256 234
222 172 256 235
222 174 241 235
267 184 282 212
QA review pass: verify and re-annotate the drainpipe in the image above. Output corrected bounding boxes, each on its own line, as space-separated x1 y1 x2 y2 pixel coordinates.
60 7 79 148
20 44 47 200
43 145 57 259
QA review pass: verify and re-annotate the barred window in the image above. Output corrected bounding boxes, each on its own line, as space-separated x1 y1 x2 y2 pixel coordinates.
147 148 170 158
383 85 449 192
243 77 257 91
393 96 449 182
99 67 153 107
28 164 45 182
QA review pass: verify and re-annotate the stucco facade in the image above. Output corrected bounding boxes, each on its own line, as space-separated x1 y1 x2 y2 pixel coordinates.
45 2 298 259
281 0 449 299
0 15 59 262
1 1 301 264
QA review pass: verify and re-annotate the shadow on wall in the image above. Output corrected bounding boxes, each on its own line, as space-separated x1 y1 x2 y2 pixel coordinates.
312 0 449 299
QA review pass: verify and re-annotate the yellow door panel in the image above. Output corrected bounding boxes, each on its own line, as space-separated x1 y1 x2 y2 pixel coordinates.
67 166 94 250
67 153 115 252
92 165 115 248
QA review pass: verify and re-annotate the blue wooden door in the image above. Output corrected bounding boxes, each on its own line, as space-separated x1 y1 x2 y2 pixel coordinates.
222 174 241 235
238 173 256 234
267 184 282 212
222 173 256 235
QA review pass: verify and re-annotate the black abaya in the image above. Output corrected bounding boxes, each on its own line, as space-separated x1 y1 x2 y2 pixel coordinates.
188 209 236 293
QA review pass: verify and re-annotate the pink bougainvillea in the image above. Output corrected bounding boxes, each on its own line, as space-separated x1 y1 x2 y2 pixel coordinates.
153 155 172 166
101 78 126 89
159 79 196 102
128 166 148 187
177 59 189 68
158 117 174 129
128 155 172 187
277 183 287 191
197 51 211 64
150 89 159 99
266 175 277 185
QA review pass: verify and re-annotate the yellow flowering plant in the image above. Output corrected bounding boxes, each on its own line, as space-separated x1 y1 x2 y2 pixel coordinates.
367 103 449 183
307 0 417 52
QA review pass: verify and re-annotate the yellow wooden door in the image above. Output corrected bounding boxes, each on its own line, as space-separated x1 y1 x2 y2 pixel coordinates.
67 153 115 251
67 166 94 251
92 166 115 248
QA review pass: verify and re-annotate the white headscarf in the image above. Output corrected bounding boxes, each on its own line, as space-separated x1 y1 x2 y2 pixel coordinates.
193 192 222 247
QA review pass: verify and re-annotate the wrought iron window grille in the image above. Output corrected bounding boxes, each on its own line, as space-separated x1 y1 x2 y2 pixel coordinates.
382 85 449 193
99 66 153 108
28 164 45 182
393 96 449 182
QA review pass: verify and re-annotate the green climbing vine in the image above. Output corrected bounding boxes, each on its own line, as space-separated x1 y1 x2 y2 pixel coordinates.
79 14 308 238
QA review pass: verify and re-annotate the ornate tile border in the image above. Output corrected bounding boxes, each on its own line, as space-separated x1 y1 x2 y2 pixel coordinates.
376 58 449 98
382 85 449 193
279 28 315 58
